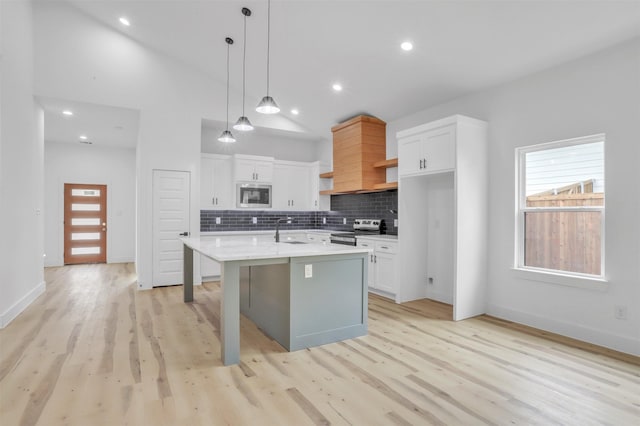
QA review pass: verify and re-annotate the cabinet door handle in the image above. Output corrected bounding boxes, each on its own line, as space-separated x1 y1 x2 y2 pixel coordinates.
370 254 374 262
423 158 427 169
374 255 377 263
380 246 388 249
419 159 423 169
291 200 294 206
212 197 215 205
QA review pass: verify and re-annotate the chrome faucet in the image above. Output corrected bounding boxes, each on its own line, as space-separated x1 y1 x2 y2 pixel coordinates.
275 217 293 242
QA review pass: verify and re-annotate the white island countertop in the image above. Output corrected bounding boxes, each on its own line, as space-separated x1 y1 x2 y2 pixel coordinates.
181 236 371 262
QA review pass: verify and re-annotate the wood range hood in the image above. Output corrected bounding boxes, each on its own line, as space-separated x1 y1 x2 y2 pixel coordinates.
321 115 398 195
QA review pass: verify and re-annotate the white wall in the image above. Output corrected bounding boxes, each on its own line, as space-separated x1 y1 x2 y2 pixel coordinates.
44 142 136 266
0 0 45 327
201 126 322 162
389 38 640 355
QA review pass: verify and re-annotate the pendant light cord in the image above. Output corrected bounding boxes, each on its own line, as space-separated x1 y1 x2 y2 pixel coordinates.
242 13 247 115
226 41 230 129
266 0 271 96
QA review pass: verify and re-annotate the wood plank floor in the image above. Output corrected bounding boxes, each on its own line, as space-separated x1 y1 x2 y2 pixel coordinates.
1 263 639 425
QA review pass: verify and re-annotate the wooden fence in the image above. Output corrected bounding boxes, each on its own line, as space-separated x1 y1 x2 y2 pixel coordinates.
525 193 603 275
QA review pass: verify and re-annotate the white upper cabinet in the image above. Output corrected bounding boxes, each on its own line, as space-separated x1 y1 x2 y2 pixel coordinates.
201 154 324 211
234 154 274 183
273 161 311 210
201 154 231 209
398 122 455 177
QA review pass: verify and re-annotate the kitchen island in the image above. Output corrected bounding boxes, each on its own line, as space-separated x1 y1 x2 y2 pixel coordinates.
181 236 370 365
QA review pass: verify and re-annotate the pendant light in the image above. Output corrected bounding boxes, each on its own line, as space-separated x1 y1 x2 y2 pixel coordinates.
218 37 236 143
256 0 280 114
234 7 254 131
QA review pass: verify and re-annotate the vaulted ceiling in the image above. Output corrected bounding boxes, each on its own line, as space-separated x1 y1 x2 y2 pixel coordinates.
39 0 640 146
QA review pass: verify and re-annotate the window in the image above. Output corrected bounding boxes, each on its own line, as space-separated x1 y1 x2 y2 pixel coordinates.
516 134 604 278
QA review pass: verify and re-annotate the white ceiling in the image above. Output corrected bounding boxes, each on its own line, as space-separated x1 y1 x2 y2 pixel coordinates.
42 0 640 145
38 97 140 148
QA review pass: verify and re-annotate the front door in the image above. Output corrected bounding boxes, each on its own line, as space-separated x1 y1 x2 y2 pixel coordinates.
152 170 190 287
64 183 107 264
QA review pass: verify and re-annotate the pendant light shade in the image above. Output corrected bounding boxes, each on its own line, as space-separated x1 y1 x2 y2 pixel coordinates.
234 7 254 131
233 115 253 131
256 95 280 114
256 0 279 114
218 37 236 143
218 130 235 143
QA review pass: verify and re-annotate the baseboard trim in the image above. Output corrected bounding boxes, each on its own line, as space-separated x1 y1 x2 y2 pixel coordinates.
1 281 46 328
488 303 640 356
107 256 135 264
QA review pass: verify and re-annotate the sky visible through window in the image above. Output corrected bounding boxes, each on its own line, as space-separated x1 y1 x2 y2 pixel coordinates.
525 141 604 196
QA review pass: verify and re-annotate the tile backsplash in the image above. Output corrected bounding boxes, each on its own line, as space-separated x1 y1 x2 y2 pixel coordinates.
328 190 398 234
201 210 319 232
201 190 398 234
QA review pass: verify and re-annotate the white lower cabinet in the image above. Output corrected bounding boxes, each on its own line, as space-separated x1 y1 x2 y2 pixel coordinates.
357 238 397 298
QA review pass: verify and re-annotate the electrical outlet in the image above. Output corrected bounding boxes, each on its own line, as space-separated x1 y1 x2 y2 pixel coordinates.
323 217 326 224
343 218 347 225
252 217 257 224
614 305 628 320
394 218 398 227
215 217 221 224
305 264 313 278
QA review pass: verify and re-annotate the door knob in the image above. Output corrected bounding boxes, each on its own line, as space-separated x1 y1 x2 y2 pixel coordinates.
179 232 189 236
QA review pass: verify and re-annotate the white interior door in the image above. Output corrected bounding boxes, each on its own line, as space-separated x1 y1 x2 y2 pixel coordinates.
153 170 190 287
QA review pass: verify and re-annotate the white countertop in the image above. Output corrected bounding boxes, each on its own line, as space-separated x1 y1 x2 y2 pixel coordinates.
182 236 371 262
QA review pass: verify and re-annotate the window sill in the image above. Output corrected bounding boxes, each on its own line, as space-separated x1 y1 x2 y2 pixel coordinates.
511 267 608 292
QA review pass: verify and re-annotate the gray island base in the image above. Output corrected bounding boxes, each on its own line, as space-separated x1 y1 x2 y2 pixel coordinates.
181 237 370 366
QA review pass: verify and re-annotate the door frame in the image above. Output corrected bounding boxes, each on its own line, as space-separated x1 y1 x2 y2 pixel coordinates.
63 183 108 264
57 178 112 266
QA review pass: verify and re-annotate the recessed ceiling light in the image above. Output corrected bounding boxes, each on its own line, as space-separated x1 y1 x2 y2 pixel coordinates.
401 41 413 51
291 109 299 115
332 83 343 92
62 110 73 116
119 17 130 26
79 135 88 140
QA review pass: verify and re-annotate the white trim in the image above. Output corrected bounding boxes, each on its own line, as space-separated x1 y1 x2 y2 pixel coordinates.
1 281 46 328
515 134 606 281
488 303 639 356
106 256 136 264
517 133 605 155
512 267 607 291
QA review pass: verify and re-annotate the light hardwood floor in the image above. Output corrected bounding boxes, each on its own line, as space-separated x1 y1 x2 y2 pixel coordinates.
1 263 639 425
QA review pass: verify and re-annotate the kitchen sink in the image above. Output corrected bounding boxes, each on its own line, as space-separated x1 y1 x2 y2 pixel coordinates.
282 241 307 244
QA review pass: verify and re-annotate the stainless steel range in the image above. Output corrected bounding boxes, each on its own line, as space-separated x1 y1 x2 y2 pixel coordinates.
330 219 383 246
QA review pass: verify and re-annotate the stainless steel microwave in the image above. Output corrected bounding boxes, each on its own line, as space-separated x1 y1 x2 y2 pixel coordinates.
236 183 272 208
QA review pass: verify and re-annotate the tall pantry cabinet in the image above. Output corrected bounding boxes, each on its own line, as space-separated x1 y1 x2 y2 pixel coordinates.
397 115 488 321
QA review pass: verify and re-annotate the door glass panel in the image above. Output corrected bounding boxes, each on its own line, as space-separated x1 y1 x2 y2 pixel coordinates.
71 217 101 226
71 203 101 211
71 232 101 241
71 189 101 197
71 247 101 255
